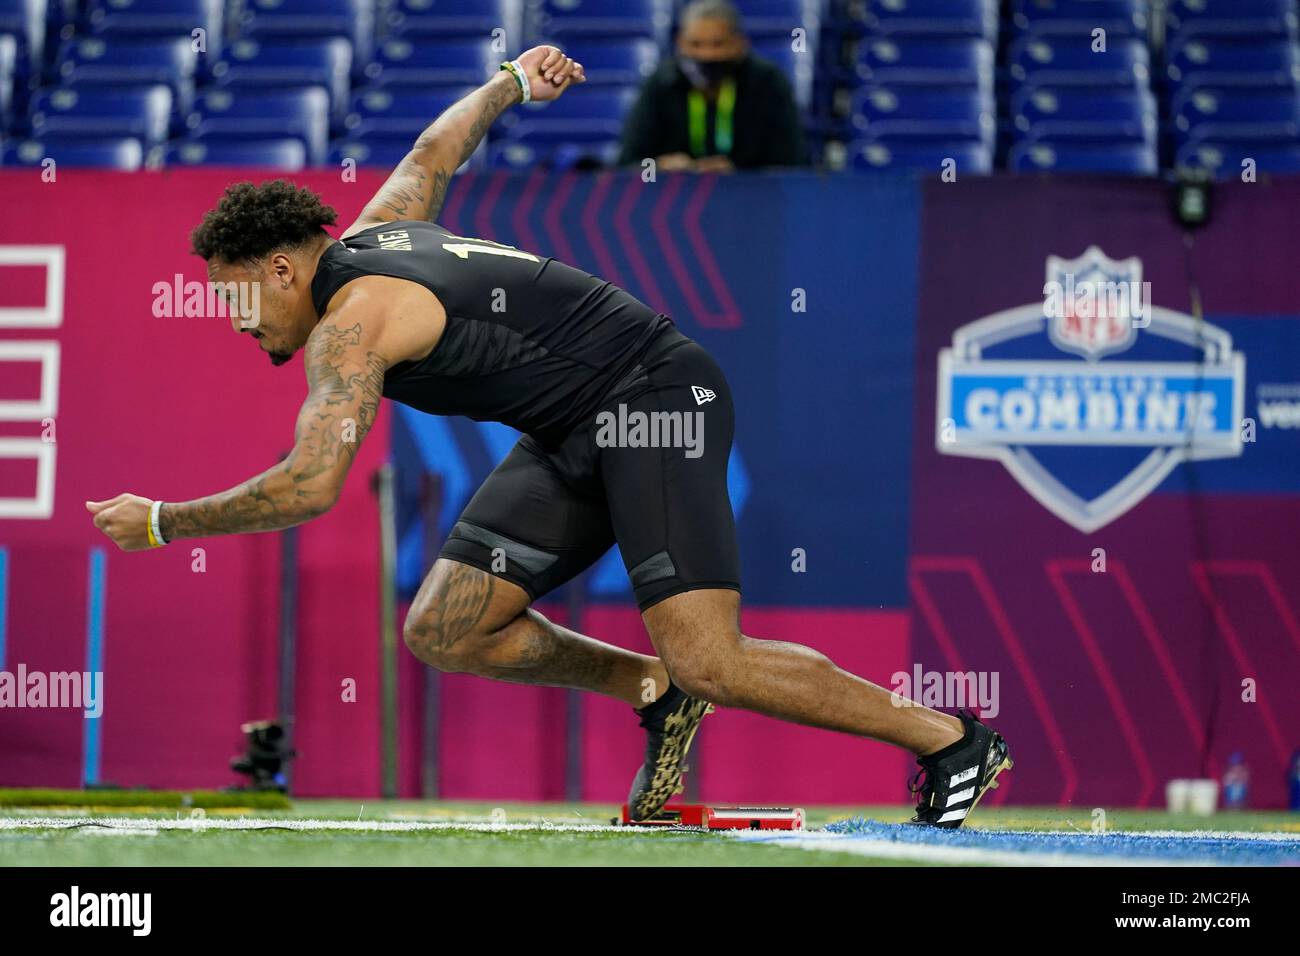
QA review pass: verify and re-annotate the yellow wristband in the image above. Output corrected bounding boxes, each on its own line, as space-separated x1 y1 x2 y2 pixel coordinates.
146 522 160 548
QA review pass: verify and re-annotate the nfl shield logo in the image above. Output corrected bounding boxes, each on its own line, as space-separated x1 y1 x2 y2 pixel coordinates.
1044 246 1146 360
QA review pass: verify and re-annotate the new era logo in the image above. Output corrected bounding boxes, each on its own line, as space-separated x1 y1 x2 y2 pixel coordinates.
692 386 716 406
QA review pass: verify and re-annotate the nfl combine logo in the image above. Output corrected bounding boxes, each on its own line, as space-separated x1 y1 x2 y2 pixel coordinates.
936 247 1246 533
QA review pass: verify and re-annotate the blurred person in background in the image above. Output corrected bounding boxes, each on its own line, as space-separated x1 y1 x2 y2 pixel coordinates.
618 0 808 172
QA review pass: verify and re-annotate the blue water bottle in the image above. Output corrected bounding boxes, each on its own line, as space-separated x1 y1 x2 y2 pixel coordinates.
1223 752 1249 810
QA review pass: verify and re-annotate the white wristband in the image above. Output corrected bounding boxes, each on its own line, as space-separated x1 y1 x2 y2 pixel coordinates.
150 500 168 547
503 59 531 103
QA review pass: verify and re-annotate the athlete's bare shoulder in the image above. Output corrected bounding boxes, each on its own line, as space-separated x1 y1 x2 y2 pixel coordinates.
317 273 446 366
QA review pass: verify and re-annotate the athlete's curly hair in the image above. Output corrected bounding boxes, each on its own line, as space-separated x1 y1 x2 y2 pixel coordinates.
190 180 338 262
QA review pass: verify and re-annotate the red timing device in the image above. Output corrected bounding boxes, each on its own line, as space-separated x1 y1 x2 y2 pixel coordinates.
615 804 805 830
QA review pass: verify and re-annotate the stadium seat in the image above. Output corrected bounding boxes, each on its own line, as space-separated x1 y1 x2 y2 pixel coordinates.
56 36 198 113
1010 35 1151 89
153 137 307 170
853 37 994 91
2 135 143 168
1012 87 1156 143
534 37 660 87
30 84 171 145
487 138 620 170
499 87 636 143
236 0 375 66
1175 139 1300 177
850 86 995 147
847 137 993 174
185 87 330 165
1008 139 1158 174
1172 89 1300 146
0 0 44 74
88 0 222 54
344 86 474 141
383 0 522 41
1166 0 1298 43
859 0 997 40
329 137 414 168
732 0 823 38
751 35 814 109
1166 39 1300 93
363 37 497 88
328 135 486 169
1012 0 1147 38
211 38 352 124
533 0 673 44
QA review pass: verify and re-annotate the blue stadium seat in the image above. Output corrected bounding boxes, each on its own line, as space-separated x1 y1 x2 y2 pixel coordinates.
154 137 307 170
854 37 994 91
1010 35 1151 89
860 0 996 40
56 36 198 112
329 137 414 167
236 0 374 65
328 135 486 168
1166 39 1300 93
2 135 143 168
363 37 496 88
500 87 636 143
211 38 352 124
384 0 522 41
751 36 814 109
1012 87 1156 143
850 86 995 146
537 37 660 87
0 0 44 74
30 84 171 145
1175 139 1300 177
534 0 672 44
88 0 222 53
185 87 330 164
487 138 620 169
1009 140 1157 174
733 0 823 38
344 86 473 141
1012 0 1148 38
1167 0 1298 43
847 137 993 174
1172 89 1300 146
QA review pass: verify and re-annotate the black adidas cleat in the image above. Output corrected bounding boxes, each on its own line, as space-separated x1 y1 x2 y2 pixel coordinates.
909 710 1012 829
626 682 713 821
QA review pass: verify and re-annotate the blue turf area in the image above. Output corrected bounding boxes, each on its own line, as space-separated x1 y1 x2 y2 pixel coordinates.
793 818 1300 866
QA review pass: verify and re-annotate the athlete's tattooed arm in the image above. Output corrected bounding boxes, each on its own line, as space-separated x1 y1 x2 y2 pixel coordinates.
342 45 585 236
153 319 386 541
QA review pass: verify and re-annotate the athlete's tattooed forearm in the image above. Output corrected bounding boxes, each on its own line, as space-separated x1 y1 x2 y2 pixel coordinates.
360 72 520 226
160 322 387 541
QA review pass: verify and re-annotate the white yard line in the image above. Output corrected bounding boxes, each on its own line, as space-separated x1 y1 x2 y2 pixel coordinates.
0 816 633 834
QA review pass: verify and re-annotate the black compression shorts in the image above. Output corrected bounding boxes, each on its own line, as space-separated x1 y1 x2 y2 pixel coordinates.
438 327 741 611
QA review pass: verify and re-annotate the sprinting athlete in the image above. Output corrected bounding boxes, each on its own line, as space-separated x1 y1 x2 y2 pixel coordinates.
88 46 1010 826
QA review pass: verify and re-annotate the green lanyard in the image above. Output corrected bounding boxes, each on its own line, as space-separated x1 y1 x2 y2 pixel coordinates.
688 79 736 158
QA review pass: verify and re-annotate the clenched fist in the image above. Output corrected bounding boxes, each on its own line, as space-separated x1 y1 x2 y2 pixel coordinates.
515 45 586 102
87 494 156 552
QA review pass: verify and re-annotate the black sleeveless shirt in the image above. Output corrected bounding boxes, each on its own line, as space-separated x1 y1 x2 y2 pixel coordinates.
310 221 675 448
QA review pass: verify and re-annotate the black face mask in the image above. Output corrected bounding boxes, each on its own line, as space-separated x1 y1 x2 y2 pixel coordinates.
680 56 741 90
